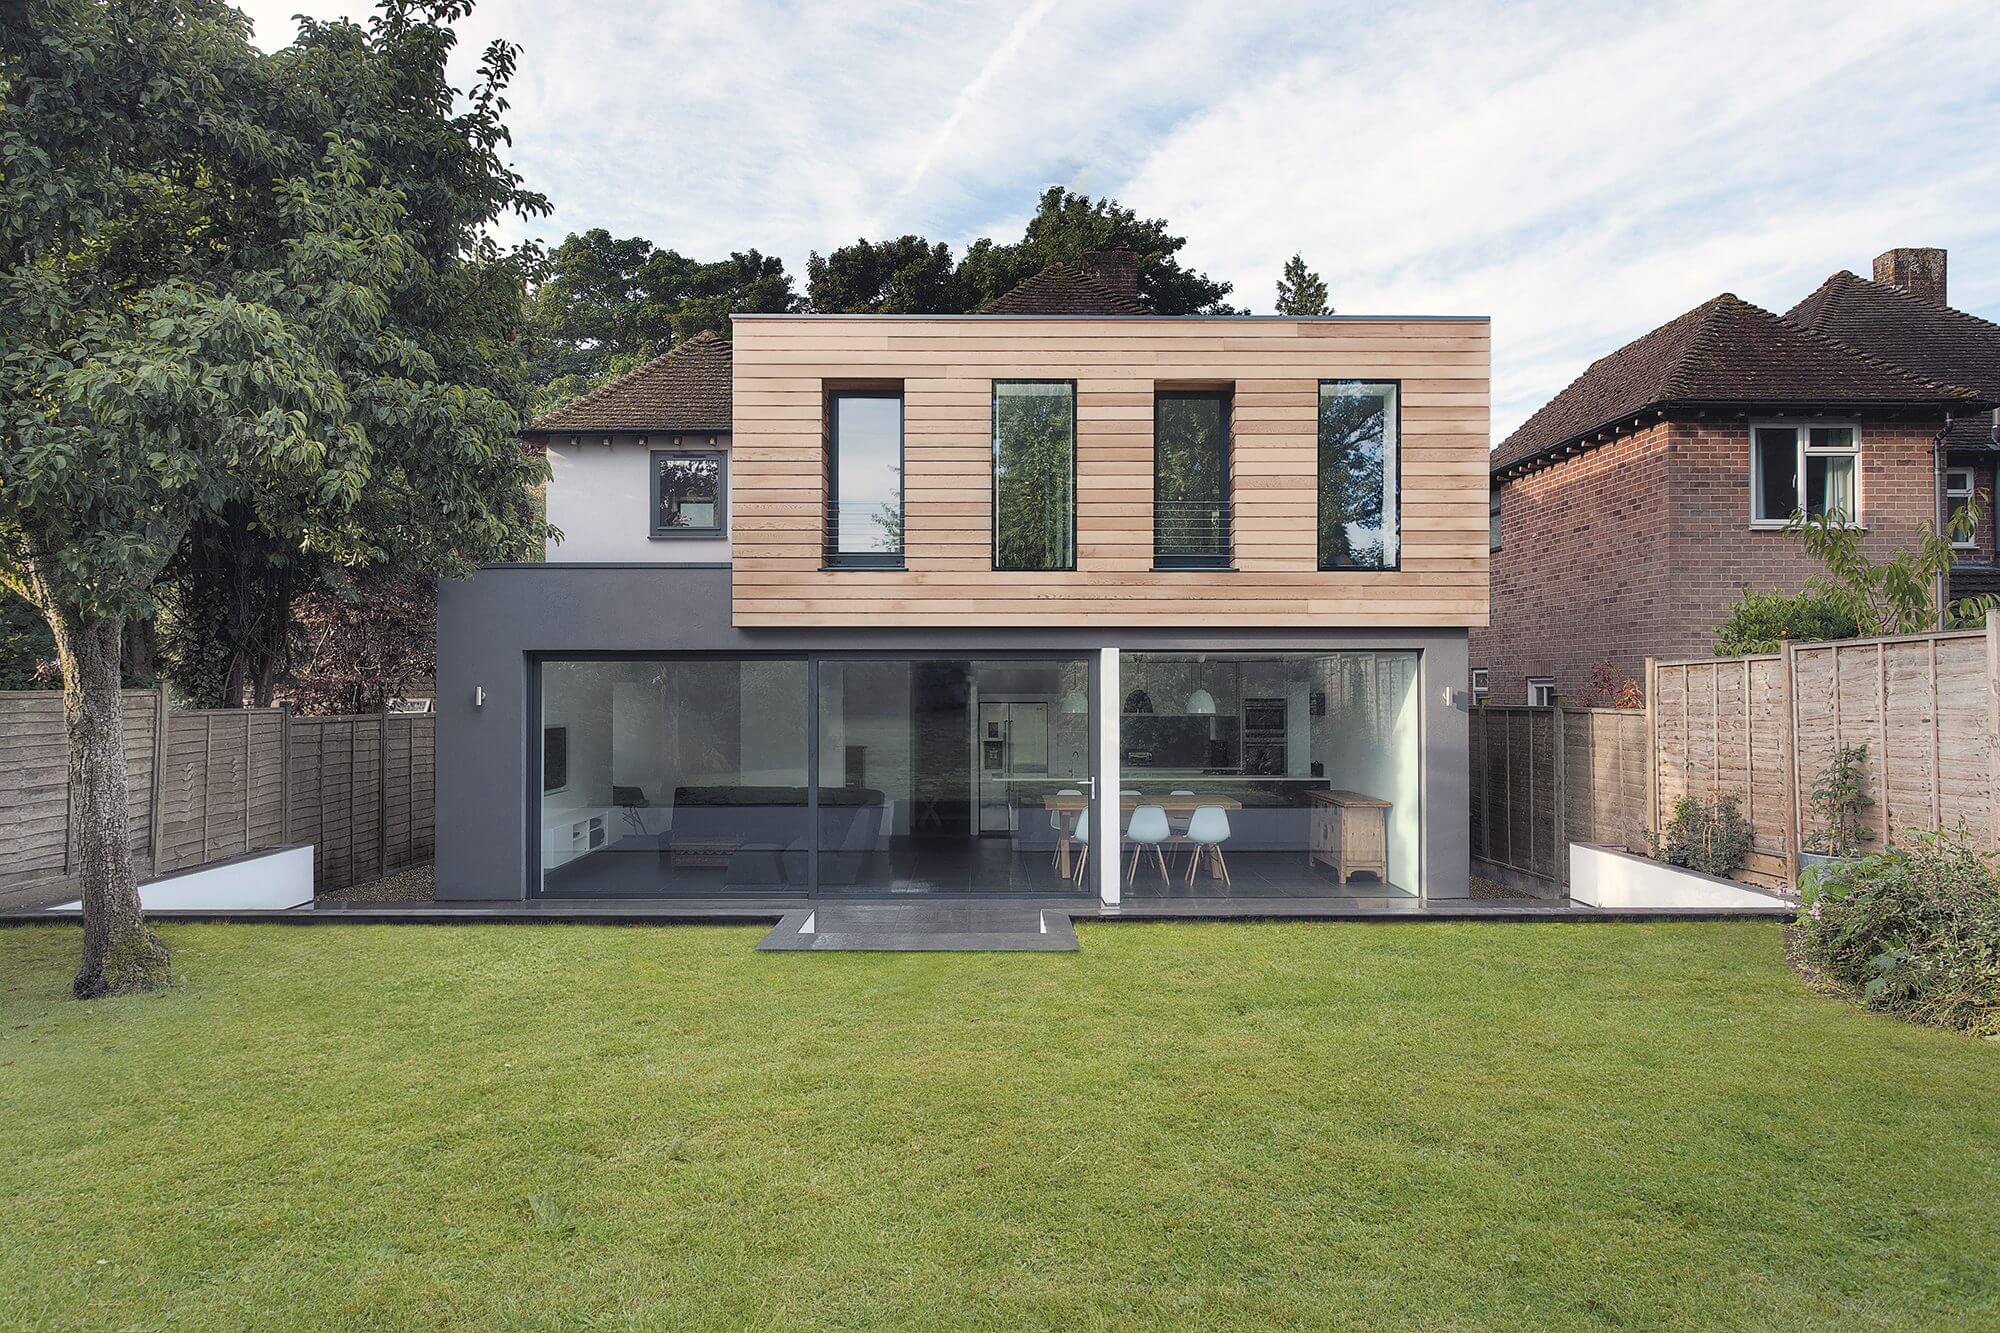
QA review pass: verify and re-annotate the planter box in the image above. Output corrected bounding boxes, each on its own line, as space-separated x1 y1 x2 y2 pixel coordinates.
48 844 315 912
1569 843 1791 910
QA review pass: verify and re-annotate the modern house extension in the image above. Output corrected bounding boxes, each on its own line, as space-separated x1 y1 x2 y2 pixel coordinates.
1477 246 2000 704
435 258 1490 909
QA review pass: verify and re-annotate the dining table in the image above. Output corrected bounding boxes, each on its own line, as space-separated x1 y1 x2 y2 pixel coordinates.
1040 792 1244 881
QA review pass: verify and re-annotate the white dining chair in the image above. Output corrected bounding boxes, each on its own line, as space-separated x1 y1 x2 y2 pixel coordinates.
1125 805 1172 886
1050 788 1082 872
1070 809 1091 886
1183 805 1233 888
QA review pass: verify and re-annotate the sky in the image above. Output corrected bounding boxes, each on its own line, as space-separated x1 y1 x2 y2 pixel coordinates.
236 0 2000 442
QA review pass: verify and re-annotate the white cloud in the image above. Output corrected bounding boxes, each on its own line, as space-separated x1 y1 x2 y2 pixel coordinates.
232 0 2000 441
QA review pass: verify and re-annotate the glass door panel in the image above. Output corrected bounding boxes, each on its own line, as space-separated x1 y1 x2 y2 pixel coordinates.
815 657 1093 894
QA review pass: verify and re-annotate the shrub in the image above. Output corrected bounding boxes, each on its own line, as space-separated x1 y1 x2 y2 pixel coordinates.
1797 828 2000 1035
1806 743 1871 858
1652 794 1754 878
1712 589 1860 656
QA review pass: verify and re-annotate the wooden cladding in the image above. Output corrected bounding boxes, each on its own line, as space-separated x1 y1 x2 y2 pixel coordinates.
729 316 1491 627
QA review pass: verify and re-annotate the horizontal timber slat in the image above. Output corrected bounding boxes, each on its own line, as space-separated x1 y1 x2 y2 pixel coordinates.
732 314 1490 628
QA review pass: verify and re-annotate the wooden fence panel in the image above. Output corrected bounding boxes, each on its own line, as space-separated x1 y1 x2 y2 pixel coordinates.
2 697 435 906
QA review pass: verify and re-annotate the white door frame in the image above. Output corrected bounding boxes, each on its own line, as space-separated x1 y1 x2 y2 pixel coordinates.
1097 646 1121 906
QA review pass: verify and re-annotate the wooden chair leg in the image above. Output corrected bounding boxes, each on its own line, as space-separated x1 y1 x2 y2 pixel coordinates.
1153 845 1170 883
1127 844 1141 885
1073 844 1089 885
1213 845 1232 888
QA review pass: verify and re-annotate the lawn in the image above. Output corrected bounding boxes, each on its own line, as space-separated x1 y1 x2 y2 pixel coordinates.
2 922 1996 1330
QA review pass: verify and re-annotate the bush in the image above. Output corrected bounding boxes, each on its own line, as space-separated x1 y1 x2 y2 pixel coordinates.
1653 794 1754 878
1713 589 1861 656
1797 828 2000 1035
1806 743 1871 858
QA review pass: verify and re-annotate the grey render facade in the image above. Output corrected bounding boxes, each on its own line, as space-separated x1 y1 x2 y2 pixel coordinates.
436 259 1488 908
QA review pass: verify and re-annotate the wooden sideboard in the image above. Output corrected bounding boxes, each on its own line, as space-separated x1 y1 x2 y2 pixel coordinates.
1308 789 1391 884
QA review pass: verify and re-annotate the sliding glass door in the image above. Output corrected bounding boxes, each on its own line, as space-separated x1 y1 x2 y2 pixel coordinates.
535 653 1094 897
816 656 1094 894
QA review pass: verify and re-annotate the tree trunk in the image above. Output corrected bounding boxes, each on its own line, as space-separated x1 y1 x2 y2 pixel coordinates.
53 610 171 998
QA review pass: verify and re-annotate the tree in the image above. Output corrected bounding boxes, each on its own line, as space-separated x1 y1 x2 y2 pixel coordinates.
282 573 436 715
524 231 798 417
1 0 543 996
1782 496 1996 637
1274 253 1331 316
806 235 965 313
1713 588 1862 656
0 593 58 689
957 187 1237 314
152 0 553 709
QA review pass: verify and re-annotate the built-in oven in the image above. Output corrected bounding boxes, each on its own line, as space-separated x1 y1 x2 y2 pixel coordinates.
1241 698 1287 775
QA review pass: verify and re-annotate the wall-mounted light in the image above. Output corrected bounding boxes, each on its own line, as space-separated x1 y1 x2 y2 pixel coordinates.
475 687 486 708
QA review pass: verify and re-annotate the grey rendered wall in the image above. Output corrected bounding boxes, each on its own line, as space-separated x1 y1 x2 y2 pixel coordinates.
434 564 1472 900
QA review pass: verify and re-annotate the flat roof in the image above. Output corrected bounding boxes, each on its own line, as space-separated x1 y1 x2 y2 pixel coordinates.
731 312 1490 324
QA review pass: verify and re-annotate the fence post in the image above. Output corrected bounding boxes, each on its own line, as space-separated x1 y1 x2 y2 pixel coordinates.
1987 617 2000 852
1783 639 1801 888
279 703 293 844
149 685 170 877
1552 707 1567 885
1643 657 1658 839
377 704 390 881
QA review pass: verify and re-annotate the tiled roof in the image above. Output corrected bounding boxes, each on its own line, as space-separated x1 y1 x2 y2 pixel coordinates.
978 259 1146 316
528 331 732 433
1787 270 2000 451
1492 294 1983 473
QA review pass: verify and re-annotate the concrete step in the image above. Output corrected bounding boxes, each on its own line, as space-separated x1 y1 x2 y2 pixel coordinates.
755 904 1079 952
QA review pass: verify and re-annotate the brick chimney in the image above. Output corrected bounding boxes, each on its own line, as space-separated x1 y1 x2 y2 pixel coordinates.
1873 247 1947 304
1084 248 1139 303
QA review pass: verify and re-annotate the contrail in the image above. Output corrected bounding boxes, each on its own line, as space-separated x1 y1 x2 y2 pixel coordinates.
885 0 1060 215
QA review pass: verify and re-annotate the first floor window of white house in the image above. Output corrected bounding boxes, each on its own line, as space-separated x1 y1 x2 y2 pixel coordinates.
653 451 725 535
1528 677 1555 707
1752 423 1858 525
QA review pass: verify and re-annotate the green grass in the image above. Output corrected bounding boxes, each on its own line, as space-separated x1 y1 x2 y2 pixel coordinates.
2 923 1996 1330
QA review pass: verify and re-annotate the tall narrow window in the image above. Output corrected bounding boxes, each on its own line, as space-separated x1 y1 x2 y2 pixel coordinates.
826 389 904 567
1751 422 1858 525
1488 488 1502 551
1154 390 1231 568
1318 381 1399 569
652 451 725 537
993 381 1076 571
1946 467 1976 549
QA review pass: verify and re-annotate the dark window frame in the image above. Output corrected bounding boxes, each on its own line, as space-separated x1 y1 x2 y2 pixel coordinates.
1316 378 1403 572
649 448 728 539
1152 389 1234 571
825 387 906 570
991 379 1079 573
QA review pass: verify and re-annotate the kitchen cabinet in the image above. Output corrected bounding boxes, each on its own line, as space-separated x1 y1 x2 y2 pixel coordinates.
1308 789 1391 884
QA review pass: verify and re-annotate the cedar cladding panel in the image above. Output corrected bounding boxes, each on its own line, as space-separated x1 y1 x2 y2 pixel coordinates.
729 316 1491 627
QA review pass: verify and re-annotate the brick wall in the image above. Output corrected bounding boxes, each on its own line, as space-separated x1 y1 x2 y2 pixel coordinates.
1475 412 1948 703
1474 421 1675 704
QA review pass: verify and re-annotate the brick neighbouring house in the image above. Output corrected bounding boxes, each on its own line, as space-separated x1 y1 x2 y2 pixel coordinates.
1474 247 2000 706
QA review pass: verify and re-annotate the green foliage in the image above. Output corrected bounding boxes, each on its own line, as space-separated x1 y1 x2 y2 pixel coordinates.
1652 794 1754 878
1799 828 2000 1034
1274 253 1331 316
1806 743 1872 859
0 592 57 688
806 235 965 314
523 230 798 415
1781 495 1998 637
1713 588 1863 655
958 187 1237 314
